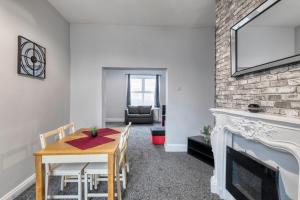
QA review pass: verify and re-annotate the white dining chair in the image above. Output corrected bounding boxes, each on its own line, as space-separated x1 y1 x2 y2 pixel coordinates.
124 122 131 174
91 123 131 190
40 127 86 200
59 122 89 192
61 122 75 137
83 123 131 200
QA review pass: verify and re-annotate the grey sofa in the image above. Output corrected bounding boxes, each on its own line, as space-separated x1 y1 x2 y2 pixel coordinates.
125 106 154 124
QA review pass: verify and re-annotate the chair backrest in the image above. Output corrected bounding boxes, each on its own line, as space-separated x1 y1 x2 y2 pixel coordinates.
123 122 131 147
124 121 131 133
40 127 64 149
118 122 131 150
117 123 131 166
61 122 75 138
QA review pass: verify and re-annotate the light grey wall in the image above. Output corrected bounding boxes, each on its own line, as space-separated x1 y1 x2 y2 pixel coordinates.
103 69 166 122
295 26 300 54
70 24 215 146
238 27 295 69
0 0 70 197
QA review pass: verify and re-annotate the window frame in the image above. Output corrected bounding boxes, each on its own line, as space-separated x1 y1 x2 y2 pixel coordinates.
130 75 156 106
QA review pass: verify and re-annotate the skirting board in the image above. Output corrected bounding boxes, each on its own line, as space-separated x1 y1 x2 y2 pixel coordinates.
105 118 124 123
164 143 187 152
1 174 35 200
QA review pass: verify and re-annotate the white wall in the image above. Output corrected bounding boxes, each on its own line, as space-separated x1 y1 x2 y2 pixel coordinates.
295 26 300 54
70 24 215 148
103 68 166 122
238 27 295 69
0 0 70 197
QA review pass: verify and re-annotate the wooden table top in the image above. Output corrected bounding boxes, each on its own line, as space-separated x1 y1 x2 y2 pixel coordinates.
34 128 121 156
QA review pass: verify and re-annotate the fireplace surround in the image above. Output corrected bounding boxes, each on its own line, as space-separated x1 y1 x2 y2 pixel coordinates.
210 108 300 200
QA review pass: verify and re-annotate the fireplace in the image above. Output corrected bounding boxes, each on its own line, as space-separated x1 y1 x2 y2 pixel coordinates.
226 146 279 200
210 108 300 200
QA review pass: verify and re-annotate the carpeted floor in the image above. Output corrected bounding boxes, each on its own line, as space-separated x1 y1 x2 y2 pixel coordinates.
15 123 220 200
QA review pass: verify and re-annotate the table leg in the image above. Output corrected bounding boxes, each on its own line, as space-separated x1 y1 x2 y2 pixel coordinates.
35 155 44 200
108 153 115 200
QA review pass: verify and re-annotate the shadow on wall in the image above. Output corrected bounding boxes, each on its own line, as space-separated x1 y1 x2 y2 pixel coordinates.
0 140 40 170
0 0 37 26
0 0 66 43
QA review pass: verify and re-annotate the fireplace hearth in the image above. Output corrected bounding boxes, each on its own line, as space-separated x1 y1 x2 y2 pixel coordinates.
226 146 279 200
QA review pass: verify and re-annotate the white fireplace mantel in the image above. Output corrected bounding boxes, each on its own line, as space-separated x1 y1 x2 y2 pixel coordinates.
210 108 300 200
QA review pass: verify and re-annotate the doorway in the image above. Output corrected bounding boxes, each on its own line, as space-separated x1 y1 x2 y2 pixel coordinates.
101 67 167 127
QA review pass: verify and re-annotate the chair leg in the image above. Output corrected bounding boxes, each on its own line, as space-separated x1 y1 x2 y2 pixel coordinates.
126 162 130 173
125 153 130 173
122 161 127 189
89 175 93 191
45 173 49 200
84 172 88 200
94 174 98 190
96 175 99 190
116 167 122 200
64 176 68 188
64 176 67 187
78 173 82 200
60 176 64 191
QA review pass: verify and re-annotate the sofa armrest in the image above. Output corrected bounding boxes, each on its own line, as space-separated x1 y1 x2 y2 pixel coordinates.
150 109 155 117
151 109 154 115
150 109 155 123
125 109 129 124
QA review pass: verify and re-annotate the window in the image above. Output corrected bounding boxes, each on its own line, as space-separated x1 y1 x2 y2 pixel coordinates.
130 75 156 106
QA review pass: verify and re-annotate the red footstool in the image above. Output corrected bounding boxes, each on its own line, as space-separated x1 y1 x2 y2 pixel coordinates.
151 127 165 145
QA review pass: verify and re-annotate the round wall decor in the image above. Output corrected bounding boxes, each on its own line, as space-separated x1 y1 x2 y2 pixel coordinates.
18 36 46 79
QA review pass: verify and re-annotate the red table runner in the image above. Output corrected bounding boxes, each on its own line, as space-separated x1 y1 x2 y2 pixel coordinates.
82 128 120 137
66 136 115 150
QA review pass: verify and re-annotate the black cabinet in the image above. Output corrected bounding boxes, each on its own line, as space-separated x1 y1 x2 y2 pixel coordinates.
187 136 214 166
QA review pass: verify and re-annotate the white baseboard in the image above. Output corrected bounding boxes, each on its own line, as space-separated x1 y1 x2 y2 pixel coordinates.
105 118 124 123
164 143 187 152
1 174 35 200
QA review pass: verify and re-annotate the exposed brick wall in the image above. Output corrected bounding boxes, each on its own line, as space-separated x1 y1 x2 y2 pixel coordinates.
215 0 300 118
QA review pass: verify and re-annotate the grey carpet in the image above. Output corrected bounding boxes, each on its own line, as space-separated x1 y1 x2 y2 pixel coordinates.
15 123 220 200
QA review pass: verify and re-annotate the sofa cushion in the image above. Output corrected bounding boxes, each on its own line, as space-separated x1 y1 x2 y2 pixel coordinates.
151 127 165 136
127 114 152 118
128 106 140 114
139 106 152 114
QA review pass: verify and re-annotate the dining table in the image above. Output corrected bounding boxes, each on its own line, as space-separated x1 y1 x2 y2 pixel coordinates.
34 128 121 200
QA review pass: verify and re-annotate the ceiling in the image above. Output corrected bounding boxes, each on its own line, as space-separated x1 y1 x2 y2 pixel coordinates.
48 0 215 28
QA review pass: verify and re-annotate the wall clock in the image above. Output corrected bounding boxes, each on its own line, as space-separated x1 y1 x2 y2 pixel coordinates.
18 36 46 79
